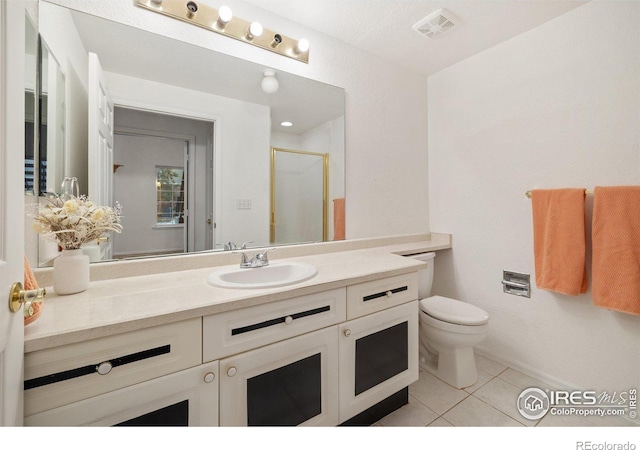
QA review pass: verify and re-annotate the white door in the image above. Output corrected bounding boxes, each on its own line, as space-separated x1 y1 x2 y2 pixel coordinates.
88 52 114 260
0 0 27 426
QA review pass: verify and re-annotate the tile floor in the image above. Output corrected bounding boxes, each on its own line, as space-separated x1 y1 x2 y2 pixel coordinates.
373 353 638 427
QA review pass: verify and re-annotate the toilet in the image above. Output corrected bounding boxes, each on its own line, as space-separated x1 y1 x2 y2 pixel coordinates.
411 252 489 389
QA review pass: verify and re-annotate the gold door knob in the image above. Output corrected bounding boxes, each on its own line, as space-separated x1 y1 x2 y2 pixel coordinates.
8 282 46 314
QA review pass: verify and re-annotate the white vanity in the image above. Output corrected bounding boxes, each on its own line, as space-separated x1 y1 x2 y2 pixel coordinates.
23 235 450 426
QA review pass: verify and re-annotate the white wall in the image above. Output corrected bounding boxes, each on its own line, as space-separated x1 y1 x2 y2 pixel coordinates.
39 1 88 195
113 134 185 256
106 72 271 249
429 1 640 392
47 0 431 240
113 106 213 253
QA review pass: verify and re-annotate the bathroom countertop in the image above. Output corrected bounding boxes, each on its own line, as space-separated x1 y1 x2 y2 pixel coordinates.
24 235 451 353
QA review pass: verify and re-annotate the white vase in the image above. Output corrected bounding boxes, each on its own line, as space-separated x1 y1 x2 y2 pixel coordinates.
53 249 90 295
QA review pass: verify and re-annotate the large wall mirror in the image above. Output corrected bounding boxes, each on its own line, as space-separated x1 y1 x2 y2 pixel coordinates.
26 0 345 267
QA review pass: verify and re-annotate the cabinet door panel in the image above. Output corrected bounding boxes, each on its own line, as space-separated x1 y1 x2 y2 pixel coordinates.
339 301 418 422
219 326 339 426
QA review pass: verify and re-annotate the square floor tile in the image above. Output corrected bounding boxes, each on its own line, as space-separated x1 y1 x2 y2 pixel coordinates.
582 414 640 427
473 377 538 426
443 396 524 427
428 417 454 427
497 368 554 391
464 369 494 394
377 396 439 427
537 412 593 427
475 354 508 376
409 370 469 415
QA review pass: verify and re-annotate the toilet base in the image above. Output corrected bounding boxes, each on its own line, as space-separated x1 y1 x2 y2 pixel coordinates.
434 346 478 389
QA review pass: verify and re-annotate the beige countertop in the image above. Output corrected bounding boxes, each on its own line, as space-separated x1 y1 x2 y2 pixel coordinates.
24 234 451 353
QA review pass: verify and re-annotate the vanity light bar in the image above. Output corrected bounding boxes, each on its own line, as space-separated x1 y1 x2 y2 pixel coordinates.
135 0 310 63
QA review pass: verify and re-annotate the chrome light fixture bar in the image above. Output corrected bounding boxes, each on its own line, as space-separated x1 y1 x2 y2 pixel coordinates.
136 0 310 63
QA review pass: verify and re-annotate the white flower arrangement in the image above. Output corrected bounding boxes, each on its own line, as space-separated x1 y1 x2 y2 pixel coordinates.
32 195 123 250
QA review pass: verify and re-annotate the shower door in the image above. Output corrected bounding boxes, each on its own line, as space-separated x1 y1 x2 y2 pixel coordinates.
270 147 328 244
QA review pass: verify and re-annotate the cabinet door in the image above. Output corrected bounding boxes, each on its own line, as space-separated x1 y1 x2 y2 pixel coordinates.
219 327 339 426
338 301 419 422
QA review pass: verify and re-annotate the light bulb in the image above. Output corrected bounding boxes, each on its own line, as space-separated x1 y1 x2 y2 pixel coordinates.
281 121 293 127
217 6 232 27
261 69 279 94
247 21 263 40
296 38 310 53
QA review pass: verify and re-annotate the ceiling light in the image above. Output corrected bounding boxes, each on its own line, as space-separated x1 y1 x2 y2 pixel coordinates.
137 0 309 63
261 69 279 94
217 6 232 28
281 121 293 127
296 39 310 54
246 21 263 40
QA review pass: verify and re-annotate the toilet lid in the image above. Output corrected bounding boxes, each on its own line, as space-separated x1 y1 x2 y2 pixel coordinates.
419 296 489 326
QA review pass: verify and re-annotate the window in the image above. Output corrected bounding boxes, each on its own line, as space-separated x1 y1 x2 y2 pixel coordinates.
156 166 185 225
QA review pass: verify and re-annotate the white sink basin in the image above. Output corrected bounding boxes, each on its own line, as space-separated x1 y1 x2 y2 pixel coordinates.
207 261 318 289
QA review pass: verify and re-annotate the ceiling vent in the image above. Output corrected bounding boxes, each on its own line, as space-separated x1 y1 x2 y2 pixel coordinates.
412 8 458 39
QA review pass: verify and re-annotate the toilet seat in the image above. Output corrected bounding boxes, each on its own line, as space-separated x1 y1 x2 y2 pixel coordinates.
419 296 489 326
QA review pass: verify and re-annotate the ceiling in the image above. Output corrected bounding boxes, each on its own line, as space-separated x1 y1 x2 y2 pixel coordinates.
244 0 589 76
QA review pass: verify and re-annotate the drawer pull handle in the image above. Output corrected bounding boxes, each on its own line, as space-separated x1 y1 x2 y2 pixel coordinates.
24 345 171 390
227 366 237 377
344 329 351 337
204 372 216 383
96 361 113 376
231 305 331 336
363 286 408 302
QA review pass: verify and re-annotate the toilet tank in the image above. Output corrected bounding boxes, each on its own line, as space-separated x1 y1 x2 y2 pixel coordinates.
408 252 436 299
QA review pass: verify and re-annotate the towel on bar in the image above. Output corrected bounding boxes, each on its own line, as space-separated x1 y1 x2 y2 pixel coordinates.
531 189 588 295
592 186 640 315
24 256 43 325
333 198 345 241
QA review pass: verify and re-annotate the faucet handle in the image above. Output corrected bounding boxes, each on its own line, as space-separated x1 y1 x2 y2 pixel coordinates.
232 251 249 267
241 241 254 250
256 247 276 264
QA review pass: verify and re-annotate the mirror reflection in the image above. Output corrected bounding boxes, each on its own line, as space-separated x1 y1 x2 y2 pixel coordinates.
28 1 345 267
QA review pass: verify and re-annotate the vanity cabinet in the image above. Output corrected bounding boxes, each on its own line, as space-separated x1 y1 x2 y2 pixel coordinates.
23 271 420 426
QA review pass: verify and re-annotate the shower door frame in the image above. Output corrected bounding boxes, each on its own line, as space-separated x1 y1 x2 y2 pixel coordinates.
270 146 329 244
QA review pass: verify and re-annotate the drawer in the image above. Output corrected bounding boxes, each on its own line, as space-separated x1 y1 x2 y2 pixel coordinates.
203 288 346 362
346 272 418 320
24 318 202 417
25 361 219 427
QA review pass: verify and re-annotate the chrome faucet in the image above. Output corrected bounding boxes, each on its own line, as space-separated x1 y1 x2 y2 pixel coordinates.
234 248 275 268
224 241 253 251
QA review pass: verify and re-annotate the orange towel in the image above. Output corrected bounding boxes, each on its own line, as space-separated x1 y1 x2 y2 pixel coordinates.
592 186 640 315
531 189 588 295
333 198 345 241
24 256 43 325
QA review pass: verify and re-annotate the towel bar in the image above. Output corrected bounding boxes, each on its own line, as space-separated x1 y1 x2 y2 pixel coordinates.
525 189 592 198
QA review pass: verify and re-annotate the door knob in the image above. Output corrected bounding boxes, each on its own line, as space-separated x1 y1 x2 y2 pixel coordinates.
8 282 46 314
